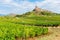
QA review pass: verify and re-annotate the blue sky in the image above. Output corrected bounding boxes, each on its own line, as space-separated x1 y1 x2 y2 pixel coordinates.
0 0 60 15
27 0 44 2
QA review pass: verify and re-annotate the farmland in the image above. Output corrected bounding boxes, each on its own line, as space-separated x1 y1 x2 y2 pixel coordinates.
0 9 60 40
0 16 48 40
0 0 60 40
0 14 60 40
37 28 60 40
13 15 60 27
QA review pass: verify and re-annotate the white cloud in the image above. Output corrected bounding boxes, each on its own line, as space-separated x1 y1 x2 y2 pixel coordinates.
3 0 12 3
0 0 60 14
43 0 60 13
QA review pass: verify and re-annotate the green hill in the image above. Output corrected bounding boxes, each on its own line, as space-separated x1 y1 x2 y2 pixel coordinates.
15 6 60 27
0 6 60 40
16 6 59 17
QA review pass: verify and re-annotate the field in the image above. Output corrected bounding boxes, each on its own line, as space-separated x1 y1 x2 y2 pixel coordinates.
37 28 60 40
14 15 60 26
0 15 60 40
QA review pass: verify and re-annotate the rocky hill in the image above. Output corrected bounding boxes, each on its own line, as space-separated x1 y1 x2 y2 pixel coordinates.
16 6 59 17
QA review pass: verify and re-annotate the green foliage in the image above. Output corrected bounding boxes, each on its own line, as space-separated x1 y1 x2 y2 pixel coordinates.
0 17 48 40
13 15 60 27
0 11 60 40
0 24 48 40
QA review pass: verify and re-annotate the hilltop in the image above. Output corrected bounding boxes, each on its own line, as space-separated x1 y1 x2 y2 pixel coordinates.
0 6 60 40
16 6 59 17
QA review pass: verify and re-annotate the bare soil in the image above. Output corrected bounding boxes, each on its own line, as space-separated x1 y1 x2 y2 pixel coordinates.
37 27 60 40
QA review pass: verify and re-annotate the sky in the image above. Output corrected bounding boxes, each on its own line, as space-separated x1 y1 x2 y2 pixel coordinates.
0 0 60 15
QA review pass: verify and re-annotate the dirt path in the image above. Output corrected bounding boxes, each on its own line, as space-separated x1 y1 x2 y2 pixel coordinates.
37 27 60 40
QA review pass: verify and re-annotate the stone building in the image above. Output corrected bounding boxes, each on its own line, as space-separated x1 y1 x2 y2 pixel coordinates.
33 6 42 13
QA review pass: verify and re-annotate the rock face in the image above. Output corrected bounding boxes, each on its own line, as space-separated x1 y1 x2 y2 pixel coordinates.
33 6 42 13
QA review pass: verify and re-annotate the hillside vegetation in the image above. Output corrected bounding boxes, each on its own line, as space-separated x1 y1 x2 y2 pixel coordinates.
0 7 60 40
0 16 48 40
15 9 60 27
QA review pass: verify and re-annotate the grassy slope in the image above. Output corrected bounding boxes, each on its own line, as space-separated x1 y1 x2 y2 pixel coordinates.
14 15 60 27
15 10 60 27
0 10 60 40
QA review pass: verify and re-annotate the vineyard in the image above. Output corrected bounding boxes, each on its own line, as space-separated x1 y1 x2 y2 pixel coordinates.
0 13 60 40
0 16 48 40
15 15 60 27
0 1 60 40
